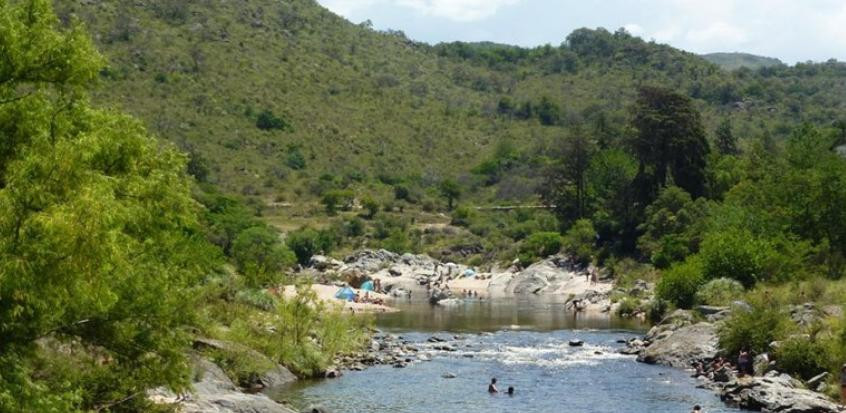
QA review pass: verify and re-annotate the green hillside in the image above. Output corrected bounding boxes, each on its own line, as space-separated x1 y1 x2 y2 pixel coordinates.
702 52 785 70
54 0 846 208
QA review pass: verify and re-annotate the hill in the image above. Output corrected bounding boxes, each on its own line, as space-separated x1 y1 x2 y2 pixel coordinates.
702 52 784 70
54 0 846 208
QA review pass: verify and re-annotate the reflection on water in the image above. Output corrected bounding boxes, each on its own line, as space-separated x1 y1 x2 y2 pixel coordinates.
375 296 646 333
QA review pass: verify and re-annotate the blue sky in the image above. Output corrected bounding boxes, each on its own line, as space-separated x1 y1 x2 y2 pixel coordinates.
317 0 846 64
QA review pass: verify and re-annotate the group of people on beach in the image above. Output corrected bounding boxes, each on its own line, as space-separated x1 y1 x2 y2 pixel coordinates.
487 378 515 396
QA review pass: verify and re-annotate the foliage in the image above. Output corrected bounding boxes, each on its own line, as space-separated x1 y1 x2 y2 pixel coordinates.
519 232 563 264
361 196 380 219
647 298 669 324
699 230 771 287
439 179 461 210
656 258 705 309
231 226 296 287
321 190 354 215
630 86 710 200
562 219 596 265
616 297 640 317
0 1 214 410
774 337 831 381
717 294 795 356
638 186 709 268
286 228 335 266
255 109 292 131
694 278 745 306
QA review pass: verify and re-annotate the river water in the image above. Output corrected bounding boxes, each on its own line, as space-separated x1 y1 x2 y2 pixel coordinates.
282 297 735 412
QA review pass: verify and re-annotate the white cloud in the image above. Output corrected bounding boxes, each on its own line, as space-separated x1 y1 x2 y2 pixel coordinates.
321 0 521 22
623 23 644 36
395 0 521 21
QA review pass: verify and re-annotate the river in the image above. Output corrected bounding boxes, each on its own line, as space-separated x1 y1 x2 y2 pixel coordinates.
280 297 736 412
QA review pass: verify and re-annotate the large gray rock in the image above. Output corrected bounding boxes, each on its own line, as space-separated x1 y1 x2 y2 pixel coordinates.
637 322 719 368
149 359 297 413
719 372 843 413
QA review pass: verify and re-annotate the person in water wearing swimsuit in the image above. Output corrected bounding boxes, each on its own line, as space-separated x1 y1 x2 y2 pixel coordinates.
488 378 498 393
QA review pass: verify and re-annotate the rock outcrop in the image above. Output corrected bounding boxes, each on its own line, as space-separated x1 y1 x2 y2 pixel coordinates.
717 372 843 413
149 359 297 413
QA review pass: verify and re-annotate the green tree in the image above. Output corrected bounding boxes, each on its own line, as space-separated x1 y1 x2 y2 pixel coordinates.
541 128 596 225
637 186 709 268
562 219 596 265
630 86 710 200
321 189 354 215
715 118 739 155
361 196 380 219
439 179 461 210
0 2 213 409
232 226 296 287
287 228 334 266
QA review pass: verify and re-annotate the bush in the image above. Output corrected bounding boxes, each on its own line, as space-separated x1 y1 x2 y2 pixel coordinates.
256 109 291 131
287 228 334 266
344 217 365 237
393 185 411 201
286 149 306 170
774 337 831 381
700 230 769 287
451 206 476 227
718 296 794 356
231 226 296 287
647 298 669 323
518 231 563 264
321 190 354 215
382 229 412 253
562 219 596 265
695 278 745 306
361 196 379 219
616 297 640 317
656 258 705 309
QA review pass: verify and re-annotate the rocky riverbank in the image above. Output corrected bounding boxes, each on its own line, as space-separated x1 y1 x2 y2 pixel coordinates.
303 249 618 314
623 309 845 413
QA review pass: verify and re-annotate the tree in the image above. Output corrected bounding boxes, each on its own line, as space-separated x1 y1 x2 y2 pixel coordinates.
715 118 739 155
540 128 596 225
287 228 334 266
439 179 461 210
361 196 380 219
630 86 710 201
232 226 296 287
637 186 709 268
0 2 213 409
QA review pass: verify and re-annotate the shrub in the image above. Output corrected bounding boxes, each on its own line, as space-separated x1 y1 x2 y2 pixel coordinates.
361 196 379 219
321 190 354 215
718 296 794 356
774 337 831 381
562 219 596 265
393 185 411 201
695 278 745 306
700 230 769 287
382 229 412 253
256 109 291 131
616 297 640 317
518 231 563 264
287 228 334 266
451 206 476 227
647 298 669 323
344 217 365 237
231 226 296 287
656 258 705 309
285 149 306 170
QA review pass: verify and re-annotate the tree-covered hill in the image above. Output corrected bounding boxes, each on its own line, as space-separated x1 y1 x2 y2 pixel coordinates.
701 52 785 70
54 0 846 206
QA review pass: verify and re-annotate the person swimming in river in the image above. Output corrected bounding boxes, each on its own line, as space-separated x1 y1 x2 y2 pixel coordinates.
488 378 498 393
507 386 515 396
691 405 702 413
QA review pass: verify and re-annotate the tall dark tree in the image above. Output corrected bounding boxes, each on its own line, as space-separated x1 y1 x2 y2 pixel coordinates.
540 127 596 225
715 118 739 155
630 86 710 201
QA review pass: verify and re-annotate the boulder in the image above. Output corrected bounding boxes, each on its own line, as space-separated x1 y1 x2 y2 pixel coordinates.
149 358 297 413
719 372 842 413
637 322 719 368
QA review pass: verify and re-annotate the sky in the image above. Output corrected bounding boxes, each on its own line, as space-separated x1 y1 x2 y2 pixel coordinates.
317 0 846 64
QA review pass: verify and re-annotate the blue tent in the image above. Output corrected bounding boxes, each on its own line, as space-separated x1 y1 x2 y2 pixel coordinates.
360 280 374 291
334 286 356 301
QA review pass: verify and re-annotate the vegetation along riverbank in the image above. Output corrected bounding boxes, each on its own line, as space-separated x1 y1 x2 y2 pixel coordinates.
2 0 846 412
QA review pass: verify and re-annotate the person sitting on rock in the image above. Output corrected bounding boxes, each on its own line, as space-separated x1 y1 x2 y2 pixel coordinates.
488 378 498 393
